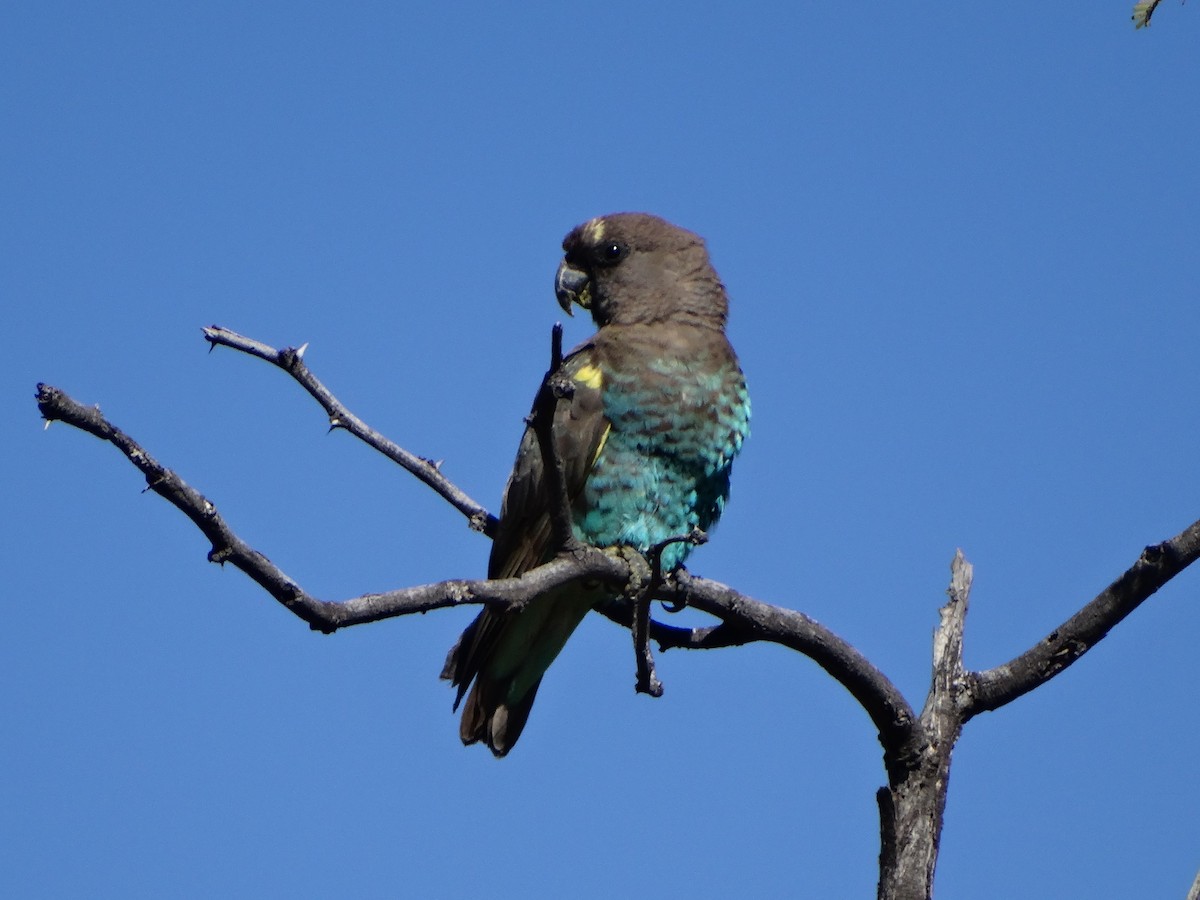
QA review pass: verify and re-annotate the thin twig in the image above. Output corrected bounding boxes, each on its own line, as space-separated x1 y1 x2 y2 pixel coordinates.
323 552 633 629
528 323 581 553
201 326 498 536
964 520 1200 719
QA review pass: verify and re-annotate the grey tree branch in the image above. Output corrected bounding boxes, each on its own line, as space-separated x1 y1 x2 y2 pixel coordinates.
964 519 1200 720
877 551 973 900
659 570 917 750
35 382 324 626
201 325 498 537
38 323 1200 900
34 371 912 744
33 382 629 632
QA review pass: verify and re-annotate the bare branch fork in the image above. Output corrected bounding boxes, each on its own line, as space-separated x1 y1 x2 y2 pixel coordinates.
35 326 1200 900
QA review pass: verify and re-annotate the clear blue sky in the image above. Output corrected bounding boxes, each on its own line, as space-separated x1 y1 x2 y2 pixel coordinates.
4 3 1198 897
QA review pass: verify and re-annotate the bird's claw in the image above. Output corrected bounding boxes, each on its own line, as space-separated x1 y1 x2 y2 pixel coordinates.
610 545 653 601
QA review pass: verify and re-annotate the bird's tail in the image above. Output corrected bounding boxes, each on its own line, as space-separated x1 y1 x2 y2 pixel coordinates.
441 593 593 756
452 669 544 757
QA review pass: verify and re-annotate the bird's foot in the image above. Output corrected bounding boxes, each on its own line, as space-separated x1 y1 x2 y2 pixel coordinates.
606 545 664 698
647 527 707 612
610 545 653 602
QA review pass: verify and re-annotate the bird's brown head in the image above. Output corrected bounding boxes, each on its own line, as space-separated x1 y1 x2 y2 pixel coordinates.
554 213 728 329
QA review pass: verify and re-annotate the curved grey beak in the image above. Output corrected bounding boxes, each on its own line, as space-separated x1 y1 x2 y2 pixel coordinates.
554 261 591 315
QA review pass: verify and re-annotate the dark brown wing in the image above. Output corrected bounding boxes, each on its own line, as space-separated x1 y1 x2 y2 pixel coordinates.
486 344 609 579
440 343 610 722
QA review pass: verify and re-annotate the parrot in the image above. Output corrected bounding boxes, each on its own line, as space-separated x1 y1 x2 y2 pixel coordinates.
441 212 750 756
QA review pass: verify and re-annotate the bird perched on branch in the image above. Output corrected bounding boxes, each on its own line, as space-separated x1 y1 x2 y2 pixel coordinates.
441 212 751 756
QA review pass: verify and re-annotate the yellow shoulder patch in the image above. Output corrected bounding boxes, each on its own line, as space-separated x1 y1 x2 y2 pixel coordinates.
574 363 603 390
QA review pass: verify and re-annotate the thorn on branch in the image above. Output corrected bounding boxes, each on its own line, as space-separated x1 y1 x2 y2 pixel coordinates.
202 325 222 352
280 347 302 371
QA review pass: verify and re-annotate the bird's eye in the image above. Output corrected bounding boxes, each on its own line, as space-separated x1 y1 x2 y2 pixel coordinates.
598 241 627 264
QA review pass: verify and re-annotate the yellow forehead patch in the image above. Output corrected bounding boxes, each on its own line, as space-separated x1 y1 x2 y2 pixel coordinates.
583 217 606 244
574 363 603 389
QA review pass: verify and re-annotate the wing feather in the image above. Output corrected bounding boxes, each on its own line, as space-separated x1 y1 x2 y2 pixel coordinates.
441 343 610 727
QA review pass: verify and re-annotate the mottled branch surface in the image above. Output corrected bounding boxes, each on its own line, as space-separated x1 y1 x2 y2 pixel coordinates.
37 325 1200 900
